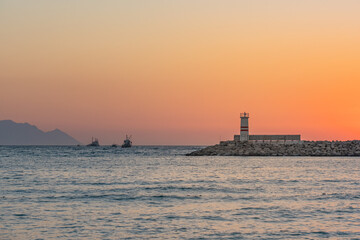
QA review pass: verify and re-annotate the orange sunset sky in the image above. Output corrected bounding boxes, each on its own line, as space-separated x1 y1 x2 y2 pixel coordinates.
1 0 360 145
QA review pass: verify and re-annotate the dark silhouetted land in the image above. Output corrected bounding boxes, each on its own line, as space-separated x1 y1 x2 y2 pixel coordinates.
0 120 80 145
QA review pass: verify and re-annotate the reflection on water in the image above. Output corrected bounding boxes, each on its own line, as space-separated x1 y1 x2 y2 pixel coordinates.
0 146 359 239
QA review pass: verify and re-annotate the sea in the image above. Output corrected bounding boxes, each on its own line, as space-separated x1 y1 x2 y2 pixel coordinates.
0 146 359 240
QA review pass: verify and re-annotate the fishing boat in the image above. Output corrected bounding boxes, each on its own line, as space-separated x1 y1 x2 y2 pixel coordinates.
121 135 132 148
87 137 100 147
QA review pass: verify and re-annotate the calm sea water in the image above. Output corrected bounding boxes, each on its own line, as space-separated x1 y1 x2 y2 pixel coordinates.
0 146 359 239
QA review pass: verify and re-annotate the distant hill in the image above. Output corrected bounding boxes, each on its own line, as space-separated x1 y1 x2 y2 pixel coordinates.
0 120 80 145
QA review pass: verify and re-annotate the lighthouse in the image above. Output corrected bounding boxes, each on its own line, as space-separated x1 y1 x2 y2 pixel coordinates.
234 112 300 142
240 112 249 141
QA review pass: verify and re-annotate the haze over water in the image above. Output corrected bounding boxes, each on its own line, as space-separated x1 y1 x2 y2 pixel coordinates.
1 146 359 239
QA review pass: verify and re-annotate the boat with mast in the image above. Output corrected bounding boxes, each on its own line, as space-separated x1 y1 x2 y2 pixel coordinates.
87 137 100 147
121 135 132 148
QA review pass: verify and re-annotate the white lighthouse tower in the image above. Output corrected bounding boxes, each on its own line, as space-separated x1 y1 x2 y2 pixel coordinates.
240 112 249 141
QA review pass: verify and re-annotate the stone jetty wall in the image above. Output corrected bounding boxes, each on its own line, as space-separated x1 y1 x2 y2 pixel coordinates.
187 140 360 156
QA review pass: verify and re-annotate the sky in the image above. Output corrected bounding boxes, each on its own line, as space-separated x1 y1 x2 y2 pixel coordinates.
1 0 360 145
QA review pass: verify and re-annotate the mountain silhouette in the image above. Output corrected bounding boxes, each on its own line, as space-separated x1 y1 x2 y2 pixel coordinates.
0 120 80 145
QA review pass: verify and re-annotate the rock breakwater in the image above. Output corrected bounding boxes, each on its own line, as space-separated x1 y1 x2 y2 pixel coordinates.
187 140 360 156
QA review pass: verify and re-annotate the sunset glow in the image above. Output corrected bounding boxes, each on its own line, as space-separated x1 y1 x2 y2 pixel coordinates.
1 1 360 144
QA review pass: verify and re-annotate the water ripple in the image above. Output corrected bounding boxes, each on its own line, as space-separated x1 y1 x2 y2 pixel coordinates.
0 146 359 239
